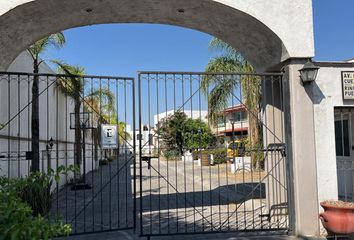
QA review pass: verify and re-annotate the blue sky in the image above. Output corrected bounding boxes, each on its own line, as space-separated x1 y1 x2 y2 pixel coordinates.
42 1 354 76
43 24 216 77
313 0 354 61
40 1 354 125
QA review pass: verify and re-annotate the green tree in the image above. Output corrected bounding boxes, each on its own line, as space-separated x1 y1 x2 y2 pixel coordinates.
53 61 115 175
183 118 215 151
28 33 66 172
158 111 187 156
158 111 215 156
202 38 262 169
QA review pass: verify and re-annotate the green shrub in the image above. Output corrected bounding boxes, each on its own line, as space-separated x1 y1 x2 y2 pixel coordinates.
0 189 71 239
164 149 180 160
193 148 227 164
99 159 109 166
18 172 53 217
210 148 227 164
0 165 76 239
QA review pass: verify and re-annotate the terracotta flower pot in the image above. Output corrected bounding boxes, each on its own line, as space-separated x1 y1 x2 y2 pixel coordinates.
319 201 354 235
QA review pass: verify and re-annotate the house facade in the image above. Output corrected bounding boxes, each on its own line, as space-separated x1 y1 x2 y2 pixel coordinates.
214 104 249 142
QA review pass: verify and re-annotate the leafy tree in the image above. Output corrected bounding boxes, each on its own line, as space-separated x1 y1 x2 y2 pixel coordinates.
27 33 66 172
158 111 187 156
158 111 215 156
183 118 215 151
202 38 263 169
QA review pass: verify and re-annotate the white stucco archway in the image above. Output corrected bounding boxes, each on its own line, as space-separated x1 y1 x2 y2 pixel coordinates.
0 0 321 237
0 0 314 71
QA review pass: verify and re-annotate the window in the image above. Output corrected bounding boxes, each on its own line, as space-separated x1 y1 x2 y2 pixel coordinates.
233 111 247 122
137 134 142 140
217 116 225 128
335 119 350 157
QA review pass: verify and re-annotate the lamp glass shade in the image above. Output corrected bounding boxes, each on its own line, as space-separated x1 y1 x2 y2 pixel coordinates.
299 61 319 83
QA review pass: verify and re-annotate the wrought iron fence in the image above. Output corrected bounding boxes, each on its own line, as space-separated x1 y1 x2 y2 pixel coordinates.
138 72 289 236
0 72 136 234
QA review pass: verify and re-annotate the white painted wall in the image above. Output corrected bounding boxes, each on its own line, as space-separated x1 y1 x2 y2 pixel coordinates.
0 51 97 183
312 63 354 233
313 65 354 202
154 110 208 126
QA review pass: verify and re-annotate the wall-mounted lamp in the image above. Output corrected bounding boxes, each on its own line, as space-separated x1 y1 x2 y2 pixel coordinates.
299 60 319 84
46 137 54 150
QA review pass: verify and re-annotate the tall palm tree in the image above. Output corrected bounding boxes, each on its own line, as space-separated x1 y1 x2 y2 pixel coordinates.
53 61 116 173
28 33 66 172
202 38 262 168
54 61 85 174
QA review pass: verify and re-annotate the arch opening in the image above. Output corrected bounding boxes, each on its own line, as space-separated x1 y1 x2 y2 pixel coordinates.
0 0 288 72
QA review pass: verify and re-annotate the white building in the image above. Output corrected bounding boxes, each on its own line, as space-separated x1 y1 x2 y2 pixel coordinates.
314 60 354 206
154 110 208 126
126 124 155 155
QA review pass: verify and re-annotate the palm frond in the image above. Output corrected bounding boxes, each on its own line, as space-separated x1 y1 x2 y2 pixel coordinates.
209 38 245 63
28 32 66 60
52 60 86 98
86 88 115 113
208 76 238 124
201 56 243 94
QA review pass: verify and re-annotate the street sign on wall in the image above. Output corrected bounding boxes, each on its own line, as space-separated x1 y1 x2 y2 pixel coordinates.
101 124 118 149
342 71 354 100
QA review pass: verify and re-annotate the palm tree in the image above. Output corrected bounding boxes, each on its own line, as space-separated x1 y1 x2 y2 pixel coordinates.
28 33 66 172
53 61 116 174
54 61 85 175
202 38 262 168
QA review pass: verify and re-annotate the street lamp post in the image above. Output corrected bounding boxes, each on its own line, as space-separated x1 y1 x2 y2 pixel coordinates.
81 121 88 185
229 118 236 160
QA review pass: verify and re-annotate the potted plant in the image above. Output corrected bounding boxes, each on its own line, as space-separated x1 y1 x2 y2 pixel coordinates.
319 200 354 235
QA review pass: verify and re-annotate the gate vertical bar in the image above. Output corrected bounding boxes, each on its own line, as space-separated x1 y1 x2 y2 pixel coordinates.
132 76 137 231
138 73 143 236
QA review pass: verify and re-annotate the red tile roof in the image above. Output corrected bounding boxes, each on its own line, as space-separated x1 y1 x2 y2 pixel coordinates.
223 105 246 113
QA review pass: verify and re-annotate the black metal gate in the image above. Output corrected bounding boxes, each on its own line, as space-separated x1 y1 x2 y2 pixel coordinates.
137 72 289 237
1 70 291 237
0 72 136 235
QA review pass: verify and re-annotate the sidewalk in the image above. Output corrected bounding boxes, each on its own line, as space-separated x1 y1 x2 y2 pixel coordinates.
57 229 326 240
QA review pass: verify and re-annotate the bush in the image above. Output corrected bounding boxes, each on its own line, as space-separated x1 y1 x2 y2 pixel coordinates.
0 166 76 239
99 159 109 166
18 172 53 217
192 148 227 164
210 148 227 164
163 149 180 160
0 189 71 239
